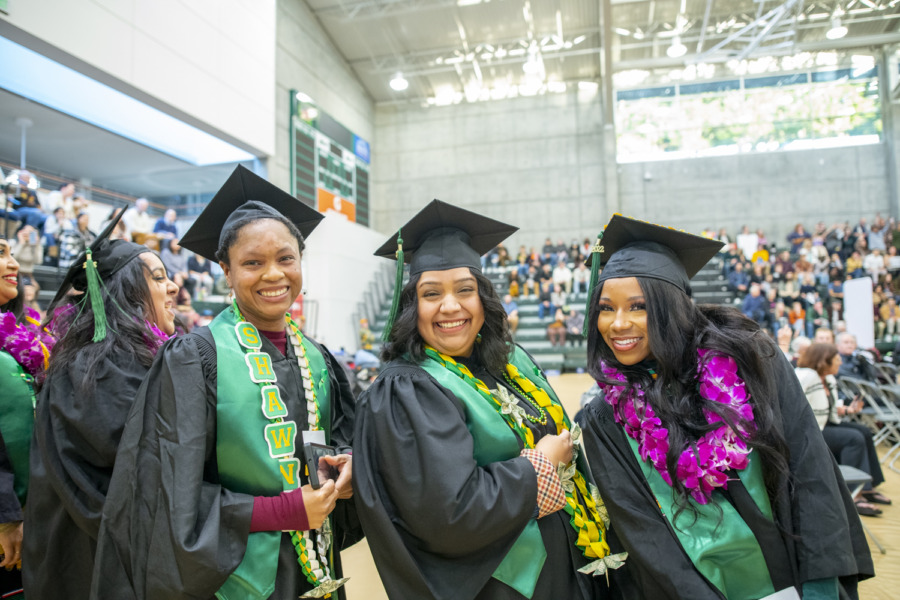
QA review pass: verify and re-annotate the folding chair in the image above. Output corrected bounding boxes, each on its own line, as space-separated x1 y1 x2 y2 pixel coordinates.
835 378 900 452
873 362 899 386
839 465 886 555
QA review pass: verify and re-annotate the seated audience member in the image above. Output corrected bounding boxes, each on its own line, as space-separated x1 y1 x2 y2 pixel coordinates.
565 307 584 346
58 212 96 269
878 296 900 341
161 239 195 298
507 272 521 298
796 343 890 516
571 260 589 295
122 198 155 243
735 225 758 260
771 300 789 335
741 283 771 331
864 248 886 281
806 300 829 339
47 182 76 220
836 332 880 382
814 327 835 345
787 301 806 336
776 325 793 360
828 299 844 331
537 280 554 320
552 261 572 293
777 271 800 304
153 208 179 241
546 307 566 348
787 223 811 255
501 293 519 335
11 226 43 281
845 251 864 278
41 207 70 266
726 261 749 293
188 252 214 300
550 284 567 315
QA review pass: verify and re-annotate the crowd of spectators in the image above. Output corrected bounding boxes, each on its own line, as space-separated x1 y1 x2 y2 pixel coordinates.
711 215 900 345
1 178 224 330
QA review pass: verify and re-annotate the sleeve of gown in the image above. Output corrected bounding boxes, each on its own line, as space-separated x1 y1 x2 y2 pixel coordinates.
772 352 874 584
355 367 537 558
33 354 146 540
0 430 22 524
91 335 254 600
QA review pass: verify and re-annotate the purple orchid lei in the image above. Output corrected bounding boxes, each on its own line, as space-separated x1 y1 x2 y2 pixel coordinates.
0 307 56 377
597 349 756 505
143 320 171 355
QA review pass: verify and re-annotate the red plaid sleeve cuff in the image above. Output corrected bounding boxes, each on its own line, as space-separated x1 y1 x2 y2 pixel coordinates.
521 449 567 518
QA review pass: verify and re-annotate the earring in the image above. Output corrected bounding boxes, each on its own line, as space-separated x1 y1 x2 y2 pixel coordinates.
476 332 483 343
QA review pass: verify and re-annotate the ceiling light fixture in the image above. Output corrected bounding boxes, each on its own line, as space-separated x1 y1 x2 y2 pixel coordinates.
667 36 687 58
389 72 409 91
826 17 848 40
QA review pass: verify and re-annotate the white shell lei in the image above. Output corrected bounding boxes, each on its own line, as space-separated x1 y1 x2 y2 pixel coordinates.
287 320 349 596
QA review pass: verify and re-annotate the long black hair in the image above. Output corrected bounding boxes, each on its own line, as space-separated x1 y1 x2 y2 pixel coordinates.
381 268 513 374
46 254 158 394
587 277 791 518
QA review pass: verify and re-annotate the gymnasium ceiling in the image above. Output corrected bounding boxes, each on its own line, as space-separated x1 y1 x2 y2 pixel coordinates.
309 0 900 105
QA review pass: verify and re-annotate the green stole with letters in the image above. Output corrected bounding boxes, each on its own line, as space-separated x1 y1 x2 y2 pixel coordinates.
209 306 331 600
0 350 35 506
418 345 568 599
627 437 776 600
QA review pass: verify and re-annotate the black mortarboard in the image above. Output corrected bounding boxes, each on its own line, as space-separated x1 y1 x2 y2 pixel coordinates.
180 165 324 261
587 215 723 294
374 199 518 277
579 214 722 336
375 199 518 340
49 206 147 341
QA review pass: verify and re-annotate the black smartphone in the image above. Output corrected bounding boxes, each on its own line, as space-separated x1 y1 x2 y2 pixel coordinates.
303 442 338 489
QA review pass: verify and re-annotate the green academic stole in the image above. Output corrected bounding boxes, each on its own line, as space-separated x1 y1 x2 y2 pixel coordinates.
418 346 563 599
209 307 332 600
627 437 776 600
0 350 35 506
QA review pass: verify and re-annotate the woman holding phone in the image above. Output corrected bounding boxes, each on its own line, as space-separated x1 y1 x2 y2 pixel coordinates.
93 166 360 600
353 201 620 600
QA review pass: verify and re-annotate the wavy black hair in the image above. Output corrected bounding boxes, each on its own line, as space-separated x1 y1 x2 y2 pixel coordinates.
381 268 513 374
215 215 305 265
586 277 791 520
46 254 158 394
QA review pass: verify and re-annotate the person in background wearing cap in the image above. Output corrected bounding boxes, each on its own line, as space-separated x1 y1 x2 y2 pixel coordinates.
578 215 873 600
92 166 360 600
353 200 619 600
0 234 54 598
21 210 176 599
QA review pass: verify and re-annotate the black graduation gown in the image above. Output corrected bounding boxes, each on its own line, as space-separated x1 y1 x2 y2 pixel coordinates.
352 352 615 600
23 350 148 599
89 327 361 600
580 349 874 600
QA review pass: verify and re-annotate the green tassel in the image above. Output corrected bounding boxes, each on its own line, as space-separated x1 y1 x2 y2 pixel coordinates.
582 231 604 338
381 229 404 342
82 249 109 343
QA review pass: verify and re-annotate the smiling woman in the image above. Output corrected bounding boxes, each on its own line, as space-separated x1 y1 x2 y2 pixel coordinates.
579 215 874 599
354 200 617 600
22 209 175 600
92 166 361 600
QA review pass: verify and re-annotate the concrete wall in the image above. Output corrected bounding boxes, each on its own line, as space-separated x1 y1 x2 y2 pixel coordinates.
372 89 609 245
271 0 374 191
619 143 891 244
372 89 894 248
0 0 277 156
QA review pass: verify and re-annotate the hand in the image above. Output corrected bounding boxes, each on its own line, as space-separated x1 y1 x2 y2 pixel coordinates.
0 521 23 569
301 481 338 529
321 454 353 499
849 398 864 414
534 431 573 467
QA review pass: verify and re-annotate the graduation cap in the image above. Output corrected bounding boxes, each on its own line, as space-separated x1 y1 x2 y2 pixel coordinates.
49 205 147 342
179 165 324 261
581 215 723 335
375 199 518 340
